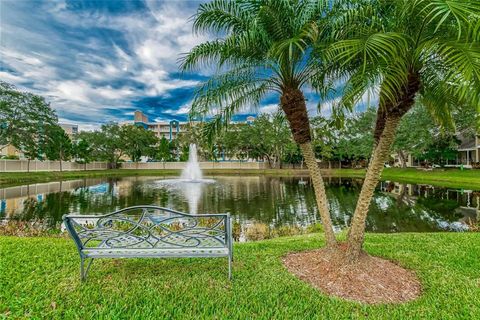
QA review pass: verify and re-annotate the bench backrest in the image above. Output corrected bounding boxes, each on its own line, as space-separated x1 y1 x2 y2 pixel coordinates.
63 206 232 252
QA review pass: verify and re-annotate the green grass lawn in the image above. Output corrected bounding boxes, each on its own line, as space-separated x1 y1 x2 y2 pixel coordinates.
1 167 479 189
1 233 479 319
338 168 480 189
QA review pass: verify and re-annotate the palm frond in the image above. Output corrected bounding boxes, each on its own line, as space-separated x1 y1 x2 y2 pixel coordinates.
378 61 410 107
179 39 228 71
183 0 336 133
200 83 269 143
193 0 255 34
257 0 297 41
414 0 480 38
435 41 480 84
325 32 409 71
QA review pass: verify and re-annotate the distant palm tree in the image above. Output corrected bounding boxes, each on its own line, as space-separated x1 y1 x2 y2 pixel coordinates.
180 0 338 247
324 0 480 260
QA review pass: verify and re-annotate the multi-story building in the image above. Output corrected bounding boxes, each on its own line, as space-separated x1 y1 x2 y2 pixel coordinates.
59 123 79 139
457 134 480 166
122 110 188 141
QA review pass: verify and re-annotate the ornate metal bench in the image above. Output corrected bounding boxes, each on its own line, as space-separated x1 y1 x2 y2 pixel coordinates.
63 206 233 281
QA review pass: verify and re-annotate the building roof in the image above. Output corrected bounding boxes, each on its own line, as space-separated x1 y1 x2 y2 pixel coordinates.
457 134 477 151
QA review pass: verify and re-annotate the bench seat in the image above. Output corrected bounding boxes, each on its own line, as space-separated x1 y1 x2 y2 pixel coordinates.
82 247 230 258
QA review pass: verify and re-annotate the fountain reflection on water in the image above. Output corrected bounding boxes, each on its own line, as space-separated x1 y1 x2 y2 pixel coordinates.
154 143 214 214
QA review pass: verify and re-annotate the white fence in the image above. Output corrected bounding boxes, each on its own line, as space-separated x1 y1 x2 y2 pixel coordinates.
121 161 271 170
0 160 108 172
0 160 315 172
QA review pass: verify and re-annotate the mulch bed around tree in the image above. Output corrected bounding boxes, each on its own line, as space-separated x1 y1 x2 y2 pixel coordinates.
283 246 422 304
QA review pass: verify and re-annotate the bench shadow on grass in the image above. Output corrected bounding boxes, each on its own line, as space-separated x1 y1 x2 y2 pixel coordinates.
77 258 232 284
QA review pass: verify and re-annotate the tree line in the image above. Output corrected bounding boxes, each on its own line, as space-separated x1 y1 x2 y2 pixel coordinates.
313 104 478 168
2 80 478 171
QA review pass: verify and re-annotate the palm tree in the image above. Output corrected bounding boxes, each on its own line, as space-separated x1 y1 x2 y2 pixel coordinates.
323 0 480 260
180 0 338 247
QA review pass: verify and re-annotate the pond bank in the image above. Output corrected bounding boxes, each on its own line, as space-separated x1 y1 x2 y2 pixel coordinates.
1 232 479 318
1 168 479 189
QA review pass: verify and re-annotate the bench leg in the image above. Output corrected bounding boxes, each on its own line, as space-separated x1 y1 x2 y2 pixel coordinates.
80 257 94 281
228 256 232 280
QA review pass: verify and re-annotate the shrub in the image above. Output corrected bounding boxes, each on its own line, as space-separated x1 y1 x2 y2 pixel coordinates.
273 225 303 237
1 155 19 160
0 220 65 237
306 223 324 234
245 223 271 241
232 221 241 241
466 218 479 232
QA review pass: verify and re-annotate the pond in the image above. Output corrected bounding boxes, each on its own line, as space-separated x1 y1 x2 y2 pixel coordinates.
0 175 478 233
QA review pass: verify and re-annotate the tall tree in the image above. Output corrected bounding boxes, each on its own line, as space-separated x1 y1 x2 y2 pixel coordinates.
20 134 42 172
336 109 376 166
311 117 337 165
156 137 175 161
73 138 93 170
120 125 158 162
236 112 296 168
311 110 375 168
181 0 338 247
421 134 460 166
0 82 57 160
43 125 73 171
324 0 480 259
81 123 125 168
393 105 436 167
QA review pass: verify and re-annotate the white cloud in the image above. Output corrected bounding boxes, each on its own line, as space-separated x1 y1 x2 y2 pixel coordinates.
259 104 280 114
1 0 208 126
134 69 199 96
174 103 192 115
0 48 58 85
55 81 92 104
0 71 25 84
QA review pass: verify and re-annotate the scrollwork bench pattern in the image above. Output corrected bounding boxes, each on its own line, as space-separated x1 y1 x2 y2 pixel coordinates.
63 206 233 281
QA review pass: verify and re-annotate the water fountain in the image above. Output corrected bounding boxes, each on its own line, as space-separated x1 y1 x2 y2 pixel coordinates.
181 144 203 181
153 143 214 214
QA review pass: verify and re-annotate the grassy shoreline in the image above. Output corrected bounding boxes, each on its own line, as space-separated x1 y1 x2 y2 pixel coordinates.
1 233 479 319
1 167 479 189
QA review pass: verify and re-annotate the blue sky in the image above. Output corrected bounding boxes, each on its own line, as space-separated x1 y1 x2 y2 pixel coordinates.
1 0 368 130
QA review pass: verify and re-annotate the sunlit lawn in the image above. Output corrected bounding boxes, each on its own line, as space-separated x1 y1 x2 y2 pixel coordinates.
335 168 480 189
1 232 479 319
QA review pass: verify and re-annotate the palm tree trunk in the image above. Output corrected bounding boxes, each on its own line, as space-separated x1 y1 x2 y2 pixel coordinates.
346 116 401 260
373 104 387 146
300 142 337 246
281 87 337 247
347 71 420 260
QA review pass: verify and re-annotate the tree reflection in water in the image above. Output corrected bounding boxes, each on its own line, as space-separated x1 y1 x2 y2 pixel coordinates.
0 176 477 232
